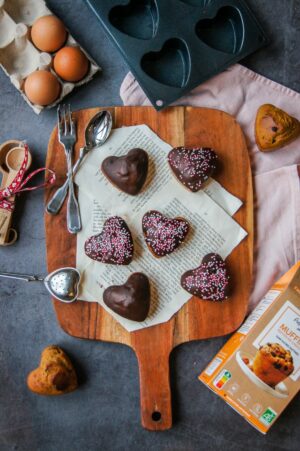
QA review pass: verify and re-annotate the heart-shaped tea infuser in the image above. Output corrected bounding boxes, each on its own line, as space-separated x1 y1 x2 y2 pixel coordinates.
0 267 81 303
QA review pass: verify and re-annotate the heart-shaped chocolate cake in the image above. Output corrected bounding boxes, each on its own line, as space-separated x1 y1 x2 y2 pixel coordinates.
103 273 151 322
142 210 189 257
101 148 149 195
255 104 300 152
168 147 218 192
85 216 134 265
27 346 78 396
181 253 230 301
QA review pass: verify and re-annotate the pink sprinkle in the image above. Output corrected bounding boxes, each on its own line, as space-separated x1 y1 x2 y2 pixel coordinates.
181 253 229 301
142 210 189 257
168 147 217 192
85 216 134 265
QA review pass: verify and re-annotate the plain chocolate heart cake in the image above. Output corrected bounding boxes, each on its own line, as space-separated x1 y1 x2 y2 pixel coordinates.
142 210 189 258
101 148 149 195
181 253 230 301
103 273 151 322
84 216 134 265
168 147 218 192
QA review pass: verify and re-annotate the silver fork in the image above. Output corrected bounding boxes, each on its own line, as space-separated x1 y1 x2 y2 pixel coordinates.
57 104 81 234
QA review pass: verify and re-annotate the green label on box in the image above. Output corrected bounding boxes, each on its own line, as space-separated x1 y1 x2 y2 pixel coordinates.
259 408 277 426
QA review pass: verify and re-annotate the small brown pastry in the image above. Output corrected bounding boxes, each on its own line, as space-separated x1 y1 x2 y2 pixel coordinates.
181 253 230 301
101 148 149 195
255 104 300 152
85 216 134 265
252 343 294 387
168 147 218 192
103 273 151 322
142 210 189 258
27 346 78 396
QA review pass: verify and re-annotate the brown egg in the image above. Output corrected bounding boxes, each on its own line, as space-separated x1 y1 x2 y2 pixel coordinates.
31 15 67 52
54 46 89 82
24 70 61 106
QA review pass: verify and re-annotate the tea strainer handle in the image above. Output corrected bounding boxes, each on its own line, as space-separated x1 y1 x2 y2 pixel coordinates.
0 272 44 282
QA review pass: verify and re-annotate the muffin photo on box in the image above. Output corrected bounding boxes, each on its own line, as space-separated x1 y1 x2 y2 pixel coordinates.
252 343 294 388
199 263 300 434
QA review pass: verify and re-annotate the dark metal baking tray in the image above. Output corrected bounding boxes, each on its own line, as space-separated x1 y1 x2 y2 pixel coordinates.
85 0 268 110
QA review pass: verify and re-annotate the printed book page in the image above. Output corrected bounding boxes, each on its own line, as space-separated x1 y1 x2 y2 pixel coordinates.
75 125 247 332
76 125 242 216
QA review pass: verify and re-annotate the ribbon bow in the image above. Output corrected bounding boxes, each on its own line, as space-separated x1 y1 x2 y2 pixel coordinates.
0 144 56 212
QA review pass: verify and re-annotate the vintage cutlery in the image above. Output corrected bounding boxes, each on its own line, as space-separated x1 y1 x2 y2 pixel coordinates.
57 104 81 234
46 110 112 216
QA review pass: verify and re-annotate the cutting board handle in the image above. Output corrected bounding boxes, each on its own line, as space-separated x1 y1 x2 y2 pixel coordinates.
134 338 172 431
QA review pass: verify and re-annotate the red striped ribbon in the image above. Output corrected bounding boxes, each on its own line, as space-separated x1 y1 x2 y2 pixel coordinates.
0 144 56 212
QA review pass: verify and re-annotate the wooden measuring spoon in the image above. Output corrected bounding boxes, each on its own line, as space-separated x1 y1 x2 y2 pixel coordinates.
0 140 22 187
0 140 22 244
0 145 32 245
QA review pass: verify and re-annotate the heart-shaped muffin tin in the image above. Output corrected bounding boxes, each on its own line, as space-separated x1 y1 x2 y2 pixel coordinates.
85 0 267 110
0 0 100 114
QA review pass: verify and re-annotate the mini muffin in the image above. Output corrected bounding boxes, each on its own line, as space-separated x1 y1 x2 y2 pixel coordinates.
27 345 78 396
255 104 300 152
252 343 294 387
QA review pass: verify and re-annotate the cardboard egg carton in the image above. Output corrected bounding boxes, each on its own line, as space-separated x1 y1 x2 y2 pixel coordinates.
0 0 100 114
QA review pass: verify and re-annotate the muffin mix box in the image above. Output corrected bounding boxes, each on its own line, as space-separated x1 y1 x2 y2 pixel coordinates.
199 262 300 433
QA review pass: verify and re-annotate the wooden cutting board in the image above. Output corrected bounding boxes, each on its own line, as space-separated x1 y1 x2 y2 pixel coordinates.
45 106 253 430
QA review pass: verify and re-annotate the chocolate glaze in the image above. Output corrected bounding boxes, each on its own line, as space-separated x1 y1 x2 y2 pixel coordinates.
84 216 134 265
181 253 230 301
103 273 151 322
101 148 149 195
168 147 217 192
142 210 189 258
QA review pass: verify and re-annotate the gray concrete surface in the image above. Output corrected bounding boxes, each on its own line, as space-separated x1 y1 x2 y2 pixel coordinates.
0 0 299 450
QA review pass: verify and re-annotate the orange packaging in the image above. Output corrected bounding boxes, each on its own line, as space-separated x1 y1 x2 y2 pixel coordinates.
199 262 300 434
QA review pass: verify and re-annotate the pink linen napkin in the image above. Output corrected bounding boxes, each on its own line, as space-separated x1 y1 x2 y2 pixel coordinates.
120 64 300 311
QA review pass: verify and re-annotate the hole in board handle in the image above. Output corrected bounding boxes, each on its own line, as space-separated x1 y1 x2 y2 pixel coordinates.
152 411 162 422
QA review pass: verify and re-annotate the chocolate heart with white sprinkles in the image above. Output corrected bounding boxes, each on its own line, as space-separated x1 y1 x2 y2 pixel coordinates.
103 273 150 322
84 216 134 265
101 148 149 195
181 253 230 301
142 210 189 258
168 147 217 192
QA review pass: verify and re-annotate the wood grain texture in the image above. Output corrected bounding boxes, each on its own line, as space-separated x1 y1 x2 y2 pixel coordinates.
45 106 253 430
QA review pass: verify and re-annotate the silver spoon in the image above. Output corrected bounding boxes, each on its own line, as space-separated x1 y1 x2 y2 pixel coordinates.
0 267 81 303
46 110 113 215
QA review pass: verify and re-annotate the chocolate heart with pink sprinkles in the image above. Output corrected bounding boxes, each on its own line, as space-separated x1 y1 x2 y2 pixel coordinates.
142 210 189 258
168 147 218 192
84 216 134 265
181 253 230 301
